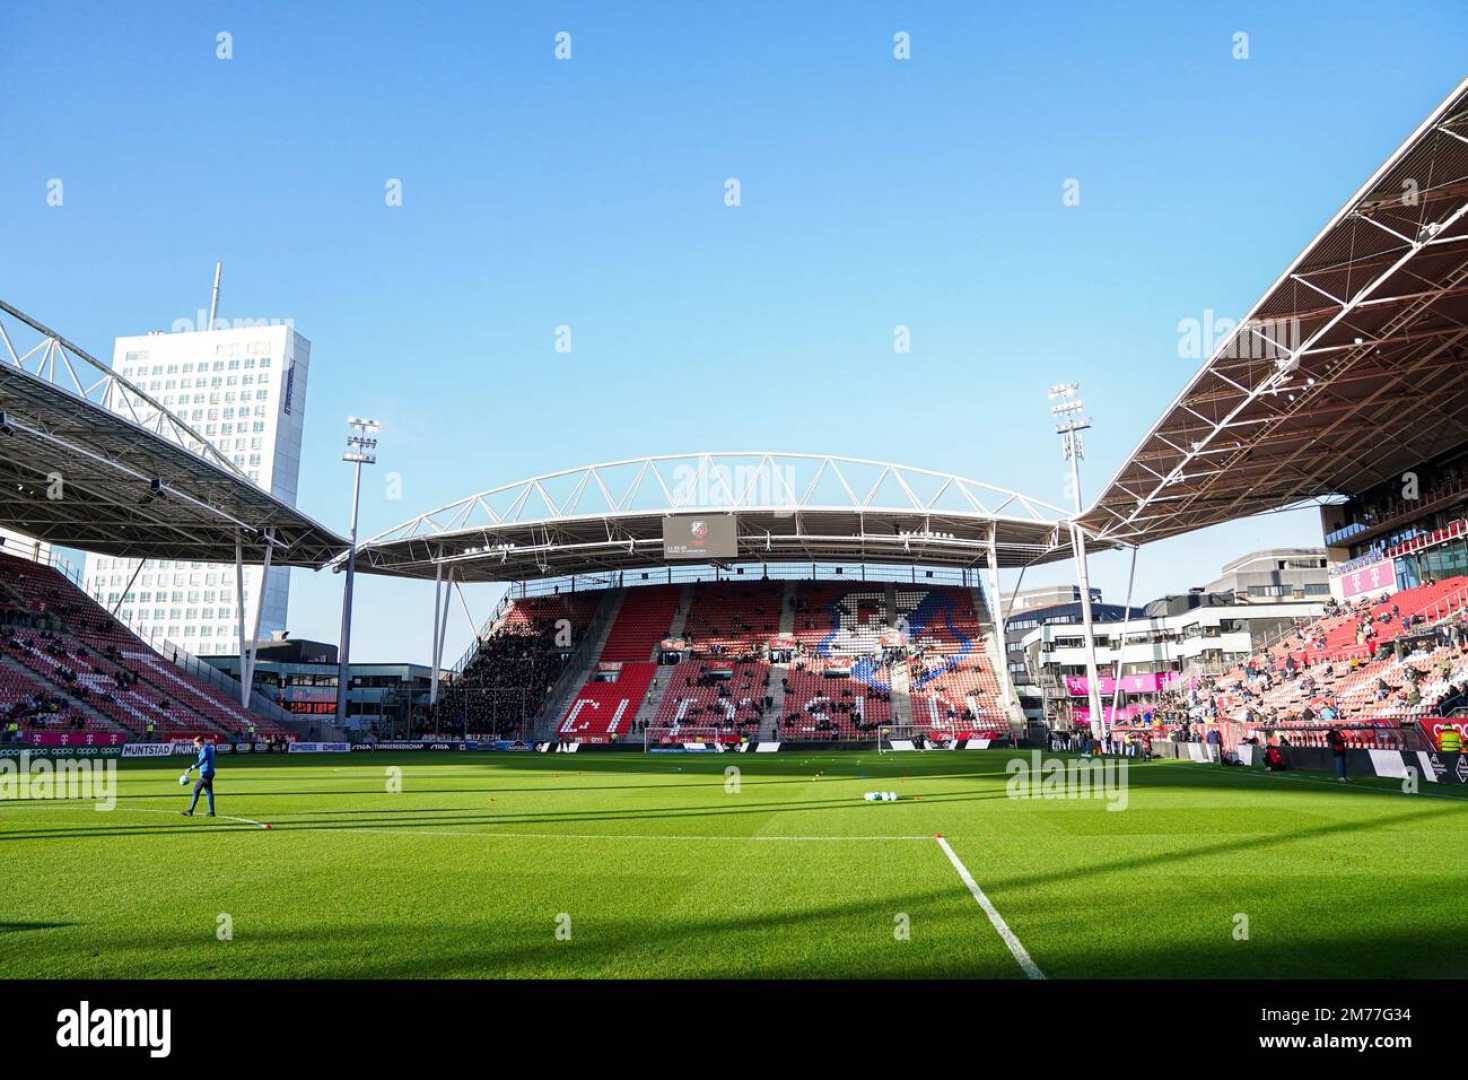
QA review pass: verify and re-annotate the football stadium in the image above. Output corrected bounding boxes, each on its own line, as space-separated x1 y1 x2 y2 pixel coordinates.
2 6 1466 1066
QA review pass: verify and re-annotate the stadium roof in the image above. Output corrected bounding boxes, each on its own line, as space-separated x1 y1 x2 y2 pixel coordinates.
348 452 1105 582
1079 77 1468 547
0 300 347 566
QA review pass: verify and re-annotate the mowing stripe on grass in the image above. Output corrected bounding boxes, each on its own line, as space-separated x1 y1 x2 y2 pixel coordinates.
935 835 1045 980
1151 759 1468 803
0 804 270 829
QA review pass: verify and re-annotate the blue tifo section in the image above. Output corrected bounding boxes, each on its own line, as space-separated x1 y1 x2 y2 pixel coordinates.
814 589 973 694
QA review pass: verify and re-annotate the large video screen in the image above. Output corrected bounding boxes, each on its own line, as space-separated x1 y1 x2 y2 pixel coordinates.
662 514 737 560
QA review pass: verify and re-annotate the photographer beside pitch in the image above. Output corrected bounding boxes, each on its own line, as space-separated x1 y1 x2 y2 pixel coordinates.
179 735 217 817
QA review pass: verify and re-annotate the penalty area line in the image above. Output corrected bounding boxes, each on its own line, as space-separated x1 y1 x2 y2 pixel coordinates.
935 835 1045 980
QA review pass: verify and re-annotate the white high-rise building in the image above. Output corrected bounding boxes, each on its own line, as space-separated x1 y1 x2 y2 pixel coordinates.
81 324 311 655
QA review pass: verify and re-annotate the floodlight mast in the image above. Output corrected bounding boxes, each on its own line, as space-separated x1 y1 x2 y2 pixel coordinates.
1049 384 1105 739
335 417 380 727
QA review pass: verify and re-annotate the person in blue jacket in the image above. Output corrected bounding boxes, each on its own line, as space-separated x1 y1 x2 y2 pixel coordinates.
180 735 217 817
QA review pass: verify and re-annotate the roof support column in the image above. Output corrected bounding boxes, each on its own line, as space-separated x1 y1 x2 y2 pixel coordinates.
429 562 455 707
235 537 248 706
241 529 274 708
1069 523 1106 739
429 559 444 707
985 531 1019 718
110 558 146 618
1108 544 1140 729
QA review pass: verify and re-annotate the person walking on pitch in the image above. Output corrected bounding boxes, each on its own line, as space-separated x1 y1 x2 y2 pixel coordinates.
180 735 217 817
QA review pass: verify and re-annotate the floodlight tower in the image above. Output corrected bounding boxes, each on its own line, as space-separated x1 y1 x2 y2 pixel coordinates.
335 417 380 727
1048 384 1106 738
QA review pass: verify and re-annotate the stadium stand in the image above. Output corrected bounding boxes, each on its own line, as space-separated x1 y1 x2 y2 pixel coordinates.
650 659 768 742
0 551 287 741
598 585 681 661
438 593 599 738
1141 576 1468 753
443 578 1015 745
557 661 657 742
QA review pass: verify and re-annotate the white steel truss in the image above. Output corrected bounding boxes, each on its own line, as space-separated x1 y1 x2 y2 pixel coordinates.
1080 76 1468 547
0 299 243 477
346 452 1090 581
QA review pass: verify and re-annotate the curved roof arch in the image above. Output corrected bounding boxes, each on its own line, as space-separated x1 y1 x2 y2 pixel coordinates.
349 452 1100 582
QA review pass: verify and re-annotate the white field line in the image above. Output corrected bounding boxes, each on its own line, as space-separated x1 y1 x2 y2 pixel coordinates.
935 835 1045 980
0 803 269 829
349 827 934 843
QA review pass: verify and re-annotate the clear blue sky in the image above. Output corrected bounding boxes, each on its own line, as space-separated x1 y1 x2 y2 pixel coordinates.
3 2 1465 662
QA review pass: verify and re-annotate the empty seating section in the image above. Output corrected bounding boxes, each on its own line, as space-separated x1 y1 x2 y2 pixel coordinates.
557 661 656 742
0 552 285 740
598 586 680 661
681 581 782 654
790 584 877 651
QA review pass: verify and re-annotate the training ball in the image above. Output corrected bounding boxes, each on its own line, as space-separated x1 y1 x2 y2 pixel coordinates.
177 774 189 786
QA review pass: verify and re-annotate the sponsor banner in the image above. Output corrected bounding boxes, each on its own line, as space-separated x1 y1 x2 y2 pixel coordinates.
1367 748 1413 779
650 744 718 753
13 732 126 748
287 742 351 754
0 742 122 757
1063 672 1182 696
426 741 469 751
754 742 780 752
1404 750 1468 785
122 743 181 758
1338 557 1397 600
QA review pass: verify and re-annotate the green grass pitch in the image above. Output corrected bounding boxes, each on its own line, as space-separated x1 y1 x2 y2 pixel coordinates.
2 750 1465 979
